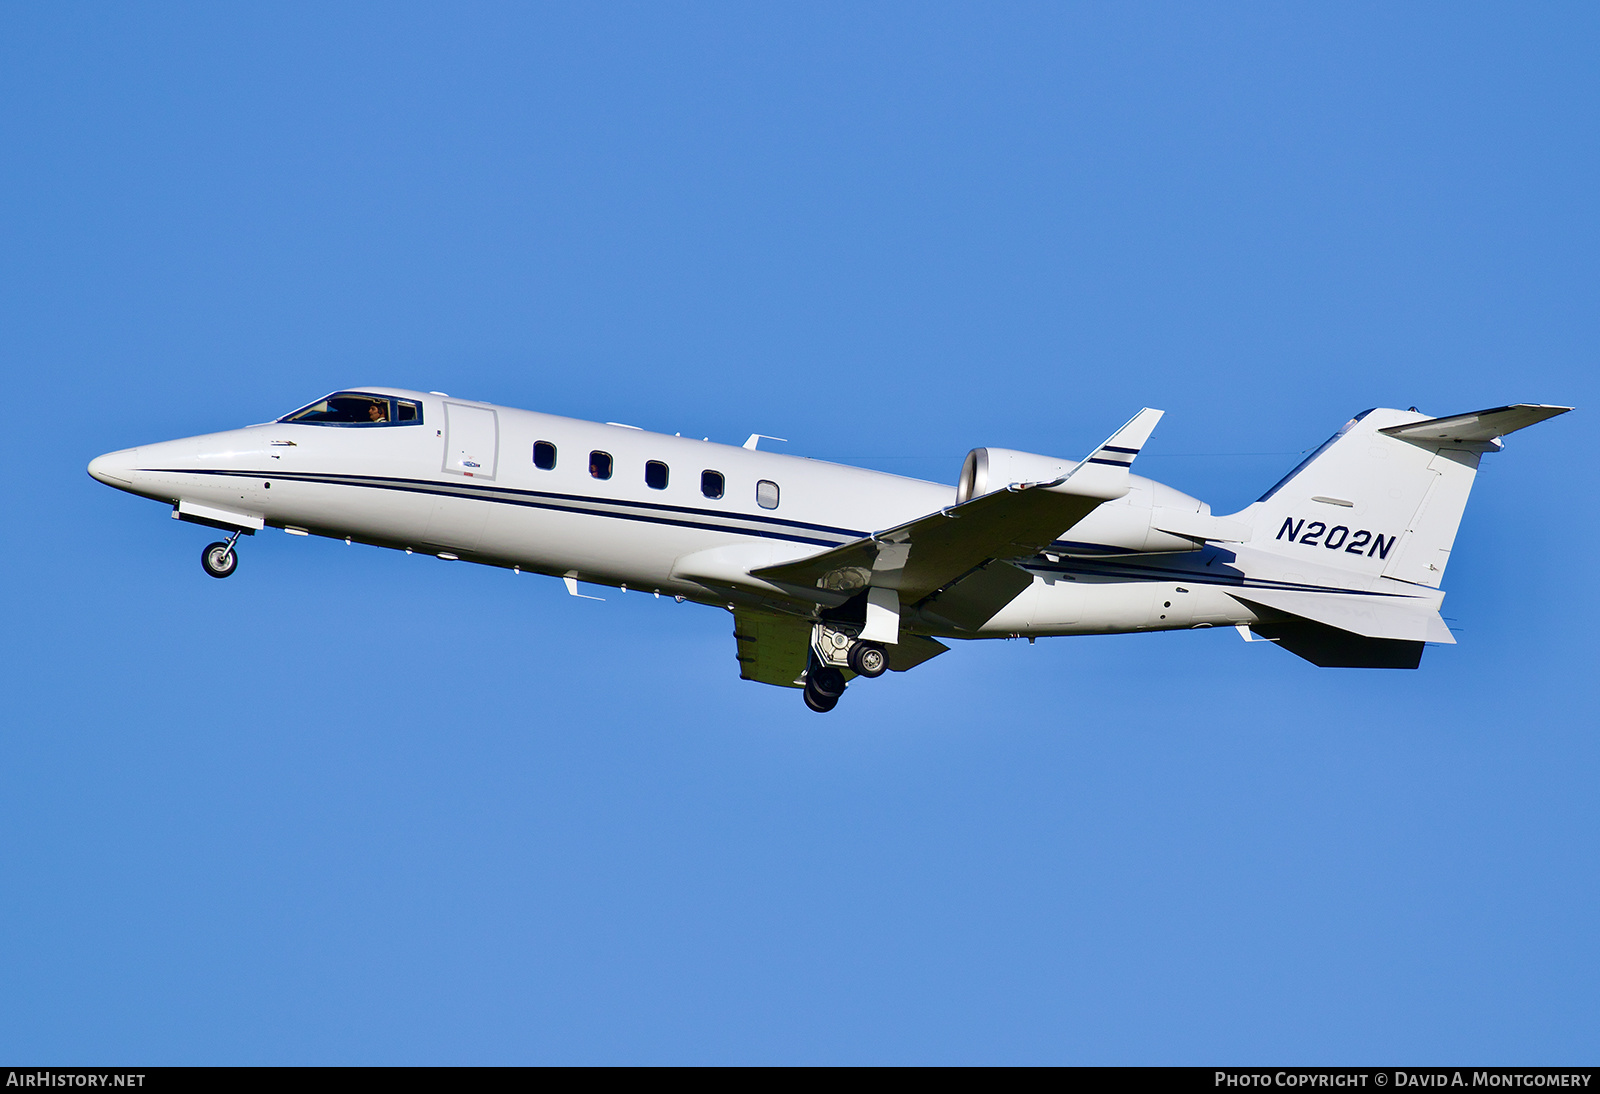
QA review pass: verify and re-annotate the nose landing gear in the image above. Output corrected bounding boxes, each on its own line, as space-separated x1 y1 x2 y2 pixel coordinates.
201 532 241 579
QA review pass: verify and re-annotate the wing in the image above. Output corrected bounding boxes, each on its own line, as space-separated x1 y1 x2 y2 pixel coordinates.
752 408 1164 610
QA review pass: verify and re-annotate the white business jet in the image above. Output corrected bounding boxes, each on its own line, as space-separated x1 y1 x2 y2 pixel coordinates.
88 391 1569 712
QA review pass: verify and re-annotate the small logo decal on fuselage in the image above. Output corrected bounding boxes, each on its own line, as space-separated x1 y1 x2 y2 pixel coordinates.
1276 517 1396 558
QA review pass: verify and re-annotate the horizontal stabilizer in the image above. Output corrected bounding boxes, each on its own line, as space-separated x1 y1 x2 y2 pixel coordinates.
1379 404 1571 446
1229 587 1455 644
1245 615 1427 669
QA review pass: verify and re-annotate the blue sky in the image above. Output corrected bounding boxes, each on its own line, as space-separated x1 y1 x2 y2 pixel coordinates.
1 2 1595 1064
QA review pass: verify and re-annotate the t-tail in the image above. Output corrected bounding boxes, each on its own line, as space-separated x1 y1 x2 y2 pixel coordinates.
1232 404 1570 587
1219 403 1570 668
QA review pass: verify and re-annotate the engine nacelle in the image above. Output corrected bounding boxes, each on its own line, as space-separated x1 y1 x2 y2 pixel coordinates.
956 447 1079 503
956 447 1247 554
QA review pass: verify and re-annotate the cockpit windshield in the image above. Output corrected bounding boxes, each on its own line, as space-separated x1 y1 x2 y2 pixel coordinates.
278 392 423 427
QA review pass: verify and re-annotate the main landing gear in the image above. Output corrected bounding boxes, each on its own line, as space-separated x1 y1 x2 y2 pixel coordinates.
801 633 890 713
201 532 242 579
847 641 888 678
803 662 846 713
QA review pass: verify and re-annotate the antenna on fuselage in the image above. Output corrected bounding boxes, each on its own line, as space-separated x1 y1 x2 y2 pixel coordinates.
744 434 788 450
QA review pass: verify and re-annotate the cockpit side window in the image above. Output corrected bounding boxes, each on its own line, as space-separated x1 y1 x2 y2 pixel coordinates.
278 392 424 427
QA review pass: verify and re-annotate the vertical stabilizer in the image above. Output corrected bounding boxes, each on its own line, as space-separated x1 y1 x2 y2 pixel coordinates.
1229 404 1569 588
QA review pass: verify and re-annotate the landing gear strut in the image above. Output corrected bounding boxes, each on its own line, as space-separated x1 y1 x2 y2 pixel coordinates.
201 532 241 579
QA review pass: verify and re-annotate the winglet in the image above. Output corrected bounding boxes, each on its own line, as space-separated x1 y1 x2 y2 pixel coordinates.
1049 407 1164 500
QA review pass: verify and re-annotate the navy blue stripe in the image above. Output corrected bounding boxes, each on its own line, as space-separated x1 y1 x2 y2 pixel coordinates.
149 468 858 548
1101 445 1141 454
144 467 1430 602
1086 457 1132 467
151 468 871 539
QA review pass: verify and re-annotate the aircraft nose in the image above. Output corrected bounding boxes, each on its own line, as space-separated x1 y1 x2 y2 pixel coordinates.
88 448 139 487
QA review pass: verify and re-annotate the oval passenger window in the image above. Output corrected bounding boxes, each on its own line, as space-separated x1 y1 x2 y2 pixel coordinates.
589 451 613 480
645 461 669 490
533 441 556 470
701 470 725 499
756 480 779 509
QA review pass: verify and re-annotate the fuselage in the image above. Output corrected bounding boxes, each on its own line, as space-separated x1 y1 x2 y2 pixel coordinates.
85 387 1387 641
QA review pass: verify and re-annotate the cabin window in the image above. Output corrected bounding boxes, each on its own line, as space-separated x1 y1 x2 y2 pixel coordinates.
701 470 725 499
278 392 423 427
533 441 557 470
589 451 613 480
645 461 669 490
756 479 780 509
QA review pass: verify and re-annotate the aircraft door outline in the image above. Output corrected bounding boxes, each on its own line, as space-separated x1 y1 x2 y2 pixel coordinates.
442 403 499 480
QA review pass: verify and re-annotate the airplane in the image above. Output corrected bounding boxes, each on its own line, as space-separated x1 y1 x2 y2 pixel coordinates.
87 390 1570 712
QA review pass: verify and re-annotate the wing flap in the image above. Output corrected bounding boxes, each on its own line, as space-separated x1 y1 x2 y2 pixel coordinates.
733 608 811 689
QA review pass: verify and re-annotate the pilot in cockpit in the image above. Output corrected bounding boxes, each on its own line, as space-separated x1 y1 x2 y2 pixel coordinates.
367 401 389 423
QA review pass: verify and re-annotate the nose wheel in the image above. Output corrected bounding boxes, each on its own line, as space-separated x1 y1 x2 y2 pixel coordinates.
201 533 241 579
